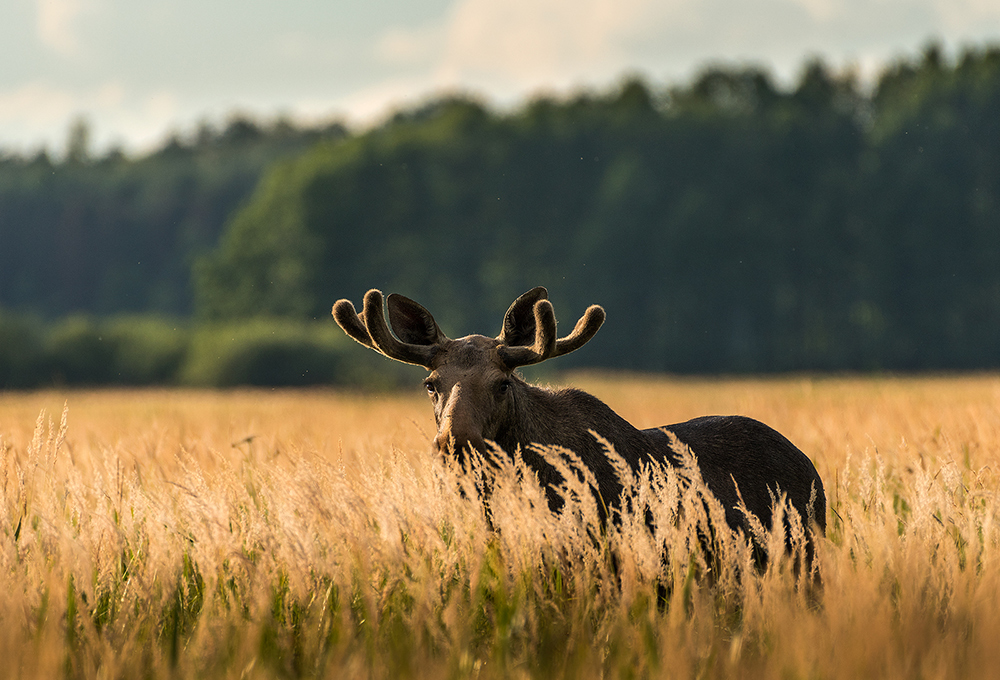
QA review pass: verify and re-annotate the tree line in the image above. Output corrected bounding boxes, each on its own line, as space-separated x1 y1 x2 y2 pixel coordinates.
0 116 346 317
2 43 999 385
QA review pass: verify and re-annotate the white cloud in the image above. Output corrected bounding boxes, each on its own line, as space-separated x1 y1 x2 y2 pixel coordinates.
791 0 842 22
333 77 446 124
449 0 656 81
0 80 179 154
372 0 1000 103
0 82 81 125
378 0 664 94
930 0 1000 34
36 0 98 56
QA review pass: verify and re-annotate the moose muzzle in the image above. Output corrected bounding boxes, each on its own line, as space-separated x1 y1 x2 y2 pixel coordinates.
432 383 488 460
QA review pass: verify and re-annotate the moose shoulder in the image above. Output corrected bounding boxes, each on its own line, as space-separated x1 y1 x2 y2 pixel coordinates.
332 287 826 541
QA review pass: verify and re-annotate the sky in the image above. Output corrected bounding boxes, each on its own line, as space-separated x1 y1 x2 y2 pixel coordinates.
2 0 999 157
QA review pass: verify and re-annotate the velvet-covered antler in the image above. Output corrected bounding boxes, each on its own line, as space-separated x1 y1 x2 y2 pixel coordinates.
332 289 445 368
496 287 605 369
334 286 605 370
497 298 558 368
552 304 605 357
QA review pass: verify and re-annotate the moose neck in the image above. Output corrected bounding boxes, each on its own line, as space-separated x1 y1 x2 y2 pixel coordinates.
491 379 651 505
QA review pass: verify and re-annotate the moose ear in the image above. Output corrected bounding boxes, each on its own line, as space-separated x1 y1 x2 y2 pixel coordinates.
498 286 548 346
386 294 447 346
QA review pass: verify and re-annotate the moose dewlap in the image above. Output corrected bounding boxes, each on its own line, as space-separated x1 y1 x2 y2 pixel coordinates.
332 286 826 548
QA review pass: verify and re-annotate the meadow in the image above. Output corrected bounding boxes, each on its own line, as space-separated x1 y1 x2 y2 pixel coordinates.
1 374 999 679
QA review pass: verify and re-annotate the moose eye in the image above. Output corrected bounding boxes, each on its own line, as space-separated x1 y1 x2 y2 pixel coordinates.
424 379 437 395
497 380 512 396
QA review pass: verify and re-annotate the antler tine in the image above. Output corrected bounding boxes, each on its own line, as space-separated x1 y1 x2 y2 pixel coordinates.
332 298 375 349
361 289 440 368
553 304 605 357
498 299 557 368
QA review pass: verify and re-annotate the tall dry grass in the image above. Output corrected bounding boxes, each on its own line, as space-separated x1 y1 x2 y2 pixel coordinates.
1 375 999 679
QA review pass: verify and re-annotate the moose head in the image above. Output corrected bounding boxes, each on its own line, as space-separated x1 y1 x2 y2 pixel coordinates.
332 287 604 459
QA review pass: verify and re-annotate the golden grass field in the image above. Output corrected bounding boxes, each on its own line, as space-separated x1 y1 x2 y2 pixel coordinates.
1 374 999 679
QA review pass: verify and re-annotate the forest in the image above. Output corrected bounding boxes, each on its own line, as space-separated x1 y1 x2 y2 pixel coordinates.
1 42 999 386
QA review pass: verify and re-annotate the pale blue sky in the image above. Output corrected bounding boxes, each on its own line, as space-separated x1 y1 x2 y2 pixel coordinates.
2 0 998 155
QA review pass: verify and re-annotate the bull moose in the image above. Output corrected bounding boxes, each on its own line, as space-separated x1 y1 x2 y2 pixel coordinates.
332 287 826 550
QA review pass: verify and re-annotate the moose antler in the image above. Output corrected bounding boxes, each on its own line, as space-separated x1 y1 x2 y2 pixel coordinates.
331 297 375 349
496 287 606 369
497 298 558 368
332 289 444 367
554 304 605 356
333 286 605 371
